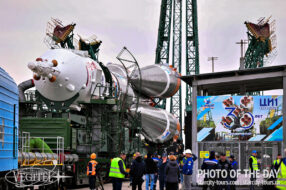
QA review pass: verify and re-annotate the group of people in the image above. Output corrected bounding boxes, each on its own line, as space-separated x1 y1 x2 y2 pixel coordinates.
86 149 197 190
86 149 286 190
201 151 238 190
129 149 197 190
201 150 286 190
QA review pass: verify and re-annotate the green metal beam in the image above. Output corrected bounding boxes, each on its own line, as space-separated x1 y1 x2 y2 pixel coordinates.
170 0 182 126
244 33 270 69
185 0 200 112
155 0 173 109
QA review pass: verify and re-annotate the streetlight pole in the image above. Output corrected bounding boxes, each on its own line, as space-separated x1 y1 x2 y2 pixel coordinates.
208 57 218 73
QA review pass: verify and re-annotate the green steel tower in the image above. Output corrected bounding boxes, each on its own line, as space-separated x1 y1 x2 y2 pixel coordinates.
185 0 200 112
170 0 182 124
155 0 173 109
155 0 199 137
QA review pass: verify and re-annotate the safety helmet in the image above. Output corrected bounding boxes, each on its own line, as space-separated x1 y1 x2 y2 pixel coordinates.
185 149 192 154
90 153 96 159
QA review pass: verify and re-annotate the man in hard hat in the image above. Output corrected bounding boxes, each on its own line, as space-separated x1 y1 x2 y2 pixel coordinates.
130 153 138 187
87 153 98 190
276 149 286 189
109 152 128 190
182 149 197 190
249 150 259 190
130 152 145 190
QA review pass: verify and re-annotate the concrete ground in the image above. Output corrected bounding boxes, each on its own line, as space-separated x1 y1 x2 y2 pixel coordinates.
73 181 180 190
72 173 267 189
71 181 263 190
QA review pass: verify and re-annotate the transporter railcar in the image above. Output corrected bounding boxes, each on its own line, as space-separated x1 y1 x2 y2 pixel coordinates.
0 67 19 189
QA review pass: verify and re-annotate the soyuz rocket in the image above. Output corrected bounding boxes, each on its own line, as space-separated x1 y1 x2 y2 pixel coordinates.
27 41 181 144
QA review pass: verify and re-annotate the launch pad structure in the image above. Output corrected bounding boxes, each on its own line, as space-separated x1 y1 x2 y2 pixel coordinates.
182 65 286 184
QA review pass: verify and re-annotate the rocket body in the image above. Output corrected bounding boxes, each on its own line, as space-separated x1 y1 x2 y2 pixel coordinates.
28 49 181 143
131 64 181 98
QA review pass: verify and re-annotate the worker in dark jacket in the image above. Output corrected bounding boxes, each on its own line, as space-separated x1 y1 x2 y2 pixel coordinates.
145 153 158 190
229 155 238 190
109 152 129 190
152 153 160 190
201 151 219 190
217 153 232 190
87 153 98 190
165 155 180 190
158 153 168 190
130 152 145 190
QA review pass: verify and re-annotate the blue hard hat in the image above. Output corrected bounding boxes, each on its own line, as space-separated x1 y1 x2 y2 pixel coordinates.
252 150 257 154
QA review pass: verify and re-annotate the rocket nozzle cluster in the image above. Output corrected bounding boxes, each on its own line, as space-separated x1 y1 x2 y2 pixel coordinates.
28 58 58 82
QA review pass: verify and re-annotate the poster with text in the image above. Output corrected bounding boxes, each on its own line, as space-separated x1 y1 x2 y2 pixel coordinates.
197 96 283 141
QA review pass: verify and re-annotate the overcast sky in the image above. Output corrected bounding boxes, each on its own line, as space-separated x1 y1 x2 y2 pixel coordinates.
1 0 286 85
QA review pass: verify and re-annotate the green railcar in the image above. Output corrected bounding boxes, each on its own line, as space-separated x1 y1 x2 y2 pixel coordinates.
19 96 143 187
20 118 75 150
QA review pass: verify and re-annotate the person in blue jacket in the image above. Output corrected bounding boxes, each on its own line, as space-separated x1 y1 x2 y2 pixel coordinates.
229 155 238 190
201 151 218 190
182 149 197 190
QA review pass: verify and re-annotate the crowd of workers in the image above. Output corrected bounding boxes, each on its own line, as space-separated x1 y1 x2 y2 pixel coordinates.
86 149 197 190
86 149 286 190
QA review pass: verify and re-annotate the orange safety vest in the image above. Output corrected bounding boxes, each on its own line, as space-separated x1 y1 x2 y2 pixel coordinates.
87 160 98 176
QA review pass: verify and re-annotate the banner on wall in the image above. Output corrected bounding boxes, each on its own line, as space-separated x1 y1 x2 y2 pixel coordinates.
197 96 283 142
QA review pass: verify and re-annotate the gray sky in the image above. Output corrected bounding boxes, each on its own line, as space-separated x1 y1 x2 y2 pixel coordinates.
1 0 286 85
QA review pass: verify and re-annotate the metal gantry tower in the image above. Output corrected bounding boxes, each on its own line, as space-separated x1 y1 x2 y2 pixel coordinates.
170 0 182 124
155 0 199 137
155 0 173 109
185 0 200 112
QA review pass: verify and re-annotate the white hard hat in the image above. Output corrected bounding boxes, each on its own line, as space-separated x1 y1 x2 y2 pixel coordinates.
185 149 192 154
